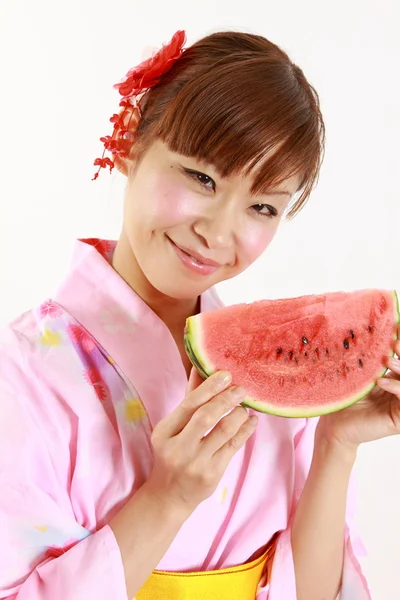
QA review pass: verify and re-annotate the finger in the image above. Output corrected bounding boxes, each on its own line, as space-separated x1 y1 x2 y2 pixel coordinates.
377 376 400 397
213 414 258 465
186 367 204 395
387 356 400 375
158 371 232 438
180 385 246 445
199 405 250 456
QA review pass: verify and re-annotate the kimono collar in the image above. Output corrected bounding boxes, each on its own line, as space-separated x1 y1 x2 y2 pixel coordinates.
53 238 223 423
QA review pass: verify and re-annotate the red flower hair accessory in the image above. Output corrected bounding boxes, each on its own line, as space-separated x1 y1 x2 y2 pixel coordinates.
92 30 187 181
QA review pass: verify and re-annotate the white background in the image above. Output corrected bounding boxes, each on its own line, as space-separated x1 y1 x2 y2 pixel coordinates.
1 0 399 597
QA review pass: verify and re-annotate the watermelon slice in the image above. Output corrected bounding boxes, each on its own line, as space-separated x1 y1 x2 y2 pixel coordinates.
184 289 399 417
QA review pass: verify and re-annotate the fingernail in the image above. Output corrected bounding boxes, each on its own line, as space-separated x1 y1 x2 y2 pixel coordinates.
248 415 258 426
217 371 232 385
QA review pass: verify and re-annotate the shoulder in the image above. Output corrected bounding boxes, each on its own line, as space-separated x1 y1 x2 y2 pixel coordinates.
0 304 56 422
0 307 60 479
0 307 42 397
0 301 87 444
0 300 67 382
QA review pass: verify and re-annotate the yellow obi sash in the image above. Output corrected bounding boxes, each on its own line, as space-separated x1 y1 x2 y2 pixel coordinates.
135 541 275 600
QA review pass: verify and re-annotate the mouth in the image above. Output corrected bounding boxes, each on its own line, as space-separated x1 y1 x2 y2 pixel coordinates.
176 242 221 267
166 236 221 276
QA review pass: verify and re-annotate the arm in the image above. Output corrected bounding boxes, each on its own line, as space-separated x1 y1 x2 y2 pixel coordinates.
0 419 188 600
0 348 177 600
110 368 257 598
258 417 370 600
109 484 189 598
0 487 187 600
0 354 255 600
291 435 356 600
291 341 400 600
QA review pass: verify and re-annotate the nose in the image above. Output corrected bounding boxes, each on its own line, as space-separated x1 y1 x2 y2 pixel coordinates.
193 203 237 252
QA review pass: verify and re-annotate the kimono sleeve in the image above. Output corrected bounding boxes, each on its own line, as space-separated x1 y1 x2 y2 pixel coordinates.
0 349 128 600
256 417 372 600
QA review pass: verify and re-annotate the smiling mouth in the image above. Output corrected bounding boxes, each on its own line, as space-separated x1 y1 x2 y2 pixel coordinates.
167 237 221 267
166 236 222 276
180 247 202 263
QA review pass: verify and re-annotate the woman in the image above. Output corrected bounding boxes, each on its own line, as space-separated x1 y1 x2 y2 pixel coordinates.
0 29 399 600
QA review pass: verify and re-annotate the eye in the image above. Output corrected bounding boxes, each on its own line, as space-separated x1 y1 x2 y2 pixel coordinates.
184 169 215 191
251 203 278 218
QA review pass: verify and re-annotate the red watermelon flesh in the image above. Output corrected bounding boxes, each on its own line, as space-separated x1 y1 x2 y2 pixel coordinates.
184 289 399 417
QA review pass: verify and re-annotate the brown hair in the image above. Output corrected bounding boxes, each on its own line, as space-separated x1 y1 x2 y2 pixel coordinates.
131 30 326 220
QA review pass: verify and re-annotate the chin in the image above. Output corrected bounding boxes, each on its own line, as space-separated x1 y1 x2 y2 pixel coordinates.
150 273 213 300
140 258 218 300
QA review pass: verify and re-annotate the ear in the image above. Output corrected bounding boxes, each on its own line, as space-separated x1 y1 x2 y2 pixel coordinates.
112 105 141 177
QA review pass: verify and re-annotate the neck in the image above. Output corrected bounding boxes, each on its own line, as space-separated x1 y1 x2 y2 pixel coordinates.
112 231 200 332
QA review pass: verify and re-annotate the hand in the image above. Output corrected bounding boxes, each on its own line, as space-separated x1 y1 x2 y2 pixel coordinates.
145 369 258 516
316 328 400 452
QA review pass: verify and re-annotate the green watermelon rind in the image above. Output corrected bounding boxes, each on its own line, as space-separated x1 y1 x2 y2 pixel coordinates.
184 290 400 418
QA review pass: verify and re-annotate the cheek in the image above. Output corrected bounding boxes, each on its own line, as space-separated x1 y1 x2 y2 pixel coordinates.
146 173 196 227
240 221 277 263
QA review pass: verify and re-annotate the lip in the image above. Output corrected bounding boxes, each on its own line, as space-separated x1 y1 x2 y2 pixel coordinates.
175 243 221 267
167 237 221 276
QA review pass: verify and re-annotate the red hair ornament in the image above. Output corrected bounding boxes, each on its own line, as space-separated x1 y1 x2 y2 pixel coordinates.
92 30 187 181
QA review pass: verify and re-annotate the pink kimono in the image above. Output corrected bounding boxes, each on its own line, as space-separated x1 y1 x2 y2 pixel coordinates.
0 238 371 599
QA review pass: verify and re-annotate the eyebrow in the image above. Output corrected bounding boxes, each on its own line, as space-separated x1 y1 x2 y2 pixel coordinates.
263 190 291 197
252 189 292 199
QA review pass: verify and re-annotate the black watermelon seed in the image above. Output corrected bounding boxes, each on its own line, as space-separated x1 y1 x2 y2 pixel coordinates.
343 339 350 349
289 351 294 360
277 348 283 355
358 359 363 367
350 330 355 339
368 325 373 333
304 351 308 357
302 336 309 344
325 348 329 354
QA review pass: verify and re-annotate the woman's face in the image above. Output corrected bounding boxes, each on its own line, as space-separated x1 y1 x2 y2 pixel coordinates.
122 138 301 300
